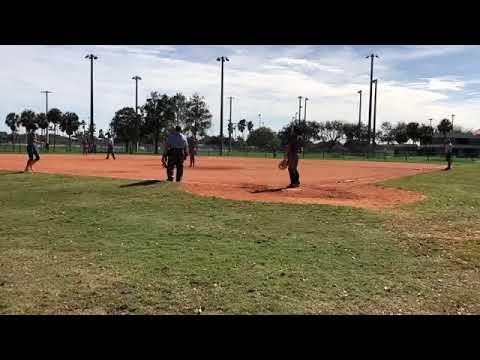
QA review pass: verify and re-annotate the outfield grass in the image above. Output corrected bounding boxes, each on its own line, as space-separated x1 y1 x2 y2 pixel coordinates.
0 163 479 314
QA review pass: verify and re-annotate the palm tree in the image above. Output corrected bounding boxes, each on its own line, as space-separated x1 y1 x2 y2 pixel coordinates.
238 119 247 140
36 113 49 146
60 112 80 151
437 118 453 142
247 120 254 138
19 110 37 131
47 108 63 151
5 113 19 151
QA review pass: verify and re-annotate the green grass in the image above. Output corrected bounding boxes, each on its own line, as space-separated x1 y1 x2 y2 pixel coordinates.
0 163 479 314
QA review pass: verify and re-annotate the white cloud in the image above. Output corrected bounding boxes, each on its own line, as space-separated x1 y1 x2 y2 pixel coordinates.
381 45 474 62
270 57 344 73
407 77 465 92
0 45 479 138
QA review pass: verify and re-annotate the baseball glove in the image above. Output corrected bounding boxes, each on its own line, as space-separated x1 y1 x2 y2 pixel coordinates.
278 159 289 170
161 156 167 168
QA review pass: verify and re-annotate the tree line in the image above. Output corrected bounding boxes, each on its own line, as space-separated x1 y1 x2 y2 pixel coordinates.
111 92 212 153
3 91 213 153
210 118 460 152
4 108 86 151
5 93 461 154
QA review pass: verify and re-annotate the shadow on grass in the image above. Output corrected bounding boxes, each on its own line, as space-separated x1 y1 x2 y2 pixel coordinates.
0 171 25 176
120 180 165 188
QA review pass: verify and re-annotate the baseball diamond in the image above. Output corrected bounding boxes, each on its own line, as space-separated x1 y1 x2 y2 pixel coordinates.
0 154 442 209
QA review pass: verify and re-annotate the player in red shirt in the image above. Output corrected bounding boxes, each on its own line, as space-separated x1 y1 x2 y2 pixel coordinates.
284 132 300 188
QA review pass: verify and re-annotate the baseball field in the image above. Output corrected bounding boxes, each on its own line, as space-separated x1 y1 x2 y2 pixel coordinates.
0 154 479 314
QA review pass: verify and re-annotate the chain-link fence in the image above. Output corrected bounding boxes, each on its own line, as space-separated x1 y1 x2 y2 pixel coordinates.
2 141 478 164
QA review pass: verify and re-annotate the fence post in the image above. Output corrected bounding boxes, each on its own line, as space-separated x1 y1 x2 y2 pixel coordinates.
322 151 325 160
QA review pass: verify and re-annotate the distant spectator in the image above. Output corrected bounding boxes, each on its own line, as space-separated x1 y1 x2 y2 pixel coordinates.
445 141 453 170
106 135 116 160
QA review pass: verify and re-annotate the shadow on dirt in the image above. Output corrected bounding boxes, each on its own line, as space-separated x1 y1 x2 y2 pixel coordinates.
250 187 287 194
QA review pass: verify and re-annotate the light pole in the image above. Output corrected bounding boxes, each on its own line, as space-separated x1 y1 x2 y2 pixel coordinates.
228 96 234 152
451 114 455 144
298 96 303 125
357 90 362 128
85 54 98 146
132 76 142 114
304 97 308 122
258 113 262 127
132 76 142 152
372 79 378 146
366 54 379 145
428 118 434 153
41 90 52 147
217 56 229 156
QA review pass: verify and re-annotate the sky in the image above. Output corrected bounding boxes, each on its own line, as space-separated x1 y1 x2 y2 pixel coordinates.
1 45 479 135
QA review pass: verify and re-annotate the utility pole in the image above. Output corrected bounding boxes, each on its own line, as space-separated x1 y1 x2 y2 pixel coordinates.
451 114 455 144
304 97 308 122
216 56 229 156
372 79 378 146
41 90 52 147
85 54 98 146
132 76 142 114
298 96 303 125
357 90 362 128
303 97 309 158
228 96 233 152
366 54 379 145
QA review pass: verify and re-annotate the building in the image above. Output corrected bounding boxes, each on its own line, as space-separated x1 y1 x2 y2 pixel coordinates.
427 133 480 157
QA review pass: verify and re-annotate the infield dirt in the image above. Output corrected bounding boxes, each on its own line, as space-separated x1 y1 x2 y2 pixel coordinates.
0 154 443 209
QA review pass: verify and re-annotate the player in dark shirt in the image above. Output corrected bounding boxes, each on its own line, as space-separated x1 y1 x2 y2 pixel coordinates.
24 129 40 172
285 133 300 188
162 126 189 182
105 135 116 160
188 137 198 168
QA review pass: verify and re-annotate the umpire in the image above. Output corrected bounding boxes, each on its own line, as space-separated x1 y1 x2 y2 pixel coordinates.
163 126 189 182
